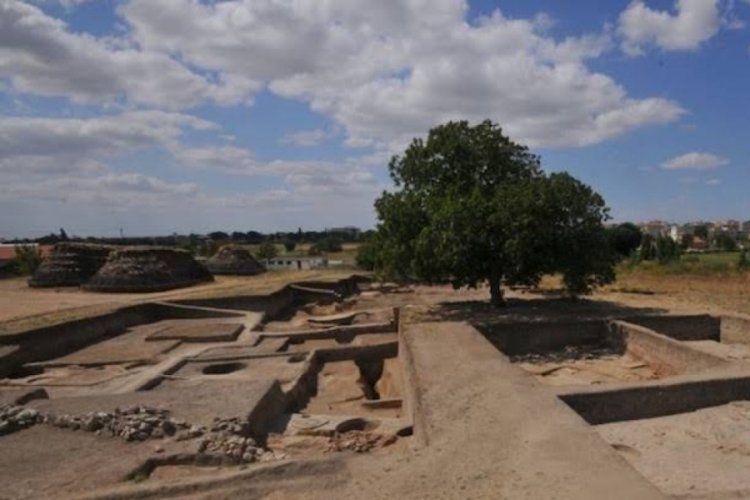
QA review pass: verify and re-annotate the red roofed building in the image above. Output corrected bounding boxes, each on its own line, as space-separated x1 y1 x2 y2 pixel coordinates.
0 244 53 276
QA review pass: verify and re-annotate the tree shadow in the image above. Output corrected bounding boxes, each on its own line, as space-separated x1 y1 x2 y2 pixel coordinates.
425 296 668 324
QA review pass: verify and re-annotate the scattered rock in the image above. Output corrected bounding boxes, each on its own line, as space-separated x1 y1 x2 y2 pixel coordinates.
327 431 398 453
0 404 42 436
45 405 190 442
511 343 618 364
2 404 285 465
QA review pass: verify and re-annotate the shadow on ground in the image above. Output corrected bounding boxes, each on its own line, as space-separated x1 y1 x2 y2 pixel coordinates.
420 297 667 324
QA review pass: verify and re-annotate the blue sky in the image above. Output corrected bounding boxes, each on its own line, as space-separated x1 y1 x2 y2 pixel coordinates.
1 0 749 238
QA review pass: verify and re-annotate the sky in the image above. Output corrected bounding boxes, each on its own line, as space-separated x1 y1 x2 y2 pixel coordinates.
1 0 749 238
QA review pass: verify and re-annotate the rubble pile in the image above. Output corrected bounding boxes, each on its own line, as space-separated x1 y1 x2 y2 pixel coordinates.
198 416 283 463
45 405 202 442
327 431 397 453
0 405 41 436
2 405 286 464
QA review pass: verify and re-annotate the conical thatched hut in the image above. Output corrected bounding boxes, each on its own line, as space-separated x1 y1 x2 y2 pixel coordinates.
205 245 266 276
28 242 113 288
83 246 213 293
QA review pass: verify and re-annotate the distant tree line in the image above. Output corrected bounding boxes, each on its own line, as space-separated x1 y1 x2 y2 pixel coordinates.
5 228 370 258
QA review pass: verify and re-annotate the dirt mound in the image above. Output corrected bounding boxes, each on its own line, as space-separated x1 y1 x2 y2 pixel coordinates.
205 245 265 276
28 243 113 288
83 247 213 293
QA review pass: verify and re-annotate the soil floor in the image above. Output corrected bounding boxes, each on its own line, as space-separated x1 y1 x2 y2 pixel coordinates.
517 351 661 386
598 401 750 497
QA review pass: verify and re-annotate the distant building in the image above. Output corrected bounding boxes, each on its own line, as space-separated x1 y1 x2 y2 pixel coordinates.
669 225 681 242
0 243 52 277
686 236 709 252
264 257 329 271
0 243 52 261
640 221 669 238
716 220 741 238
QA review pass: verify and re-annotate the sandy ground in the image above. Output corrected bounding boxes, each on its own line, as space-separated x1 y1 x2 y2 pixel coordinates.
517 351 660 386
598 401 750 497
0 270 354 334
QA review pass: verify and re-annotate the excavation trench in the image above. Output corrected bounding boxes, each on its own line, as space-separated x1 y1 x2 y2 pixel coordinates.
479 317 727 387
284 343 403 420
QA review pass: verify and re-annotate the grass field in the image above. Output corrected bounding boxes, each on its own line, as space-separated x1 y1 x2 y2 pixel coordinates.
243 242 361 264
618 251 746 276
598 251 750 316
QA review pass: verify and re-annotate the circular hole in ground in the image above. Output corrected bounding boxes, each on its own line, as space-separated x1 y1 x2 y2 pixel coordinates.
287 354 306 363
335 417 379 433
201 362 246 375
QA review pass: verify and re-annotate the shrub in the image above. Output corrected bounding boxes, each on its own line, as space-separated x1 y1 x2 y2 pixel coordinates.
308 237 343 255
12 244 43 276
739 249 749 270
256 242 278 260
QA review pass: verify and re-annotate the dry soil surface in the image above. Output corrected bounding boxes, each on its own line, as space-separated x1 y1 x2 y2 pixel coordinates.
598 401 750 497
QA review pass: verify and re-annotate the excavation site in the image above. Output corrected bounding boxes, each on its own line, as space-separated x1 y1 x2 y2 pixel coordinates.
3 273 750 499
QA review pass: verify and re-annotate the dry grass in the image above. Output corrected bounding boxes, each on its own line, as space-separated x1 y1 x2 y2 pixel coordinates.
602 268 750 316
530 265 750 317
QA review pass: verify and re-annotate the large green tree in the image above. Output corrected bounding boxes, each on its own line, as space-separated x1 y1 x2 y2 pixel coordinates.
371 120 615 306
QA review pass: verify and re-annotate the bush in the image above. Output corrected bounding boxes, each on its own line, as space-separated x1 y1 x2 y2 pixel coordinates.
715 233 738 252
739 249 749 270
12 245 43 276
638 234 681 264
308 237 343 255
356 237 382 271
283 240 297 252
256 242 278 260
606 223 642 259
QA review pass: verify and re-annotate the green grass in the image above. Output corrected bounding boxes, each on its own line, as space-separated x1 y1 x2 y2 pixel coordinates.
619 251 744 276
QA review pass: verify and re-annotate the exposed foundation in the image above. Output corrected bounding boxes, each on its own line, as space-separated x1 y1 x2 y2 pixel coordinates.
0 276 412 495
8 278 750 499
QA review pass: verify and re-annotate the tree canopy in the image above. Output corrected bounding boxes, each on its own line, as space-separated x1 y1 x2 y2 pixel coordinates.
607 223 642 259
256 241 278 260
368 120 615 306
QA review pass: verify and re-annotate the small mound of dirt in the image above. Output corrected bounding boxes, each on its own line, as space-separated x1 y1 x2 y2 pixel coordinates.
204 245 265 276
84 247 213 293
28 243 113 288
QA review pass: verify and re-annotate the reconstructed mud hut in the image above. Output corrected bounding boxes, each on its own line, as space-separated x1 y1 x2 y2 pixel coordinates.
83 246 213 293
204 244 266 276
28 242 113 288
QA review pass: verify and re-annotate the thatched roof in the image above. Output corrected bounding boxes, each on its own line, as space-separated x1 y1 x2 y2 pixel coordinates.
205 245 266 276
83 246 213 293
28 242 113 288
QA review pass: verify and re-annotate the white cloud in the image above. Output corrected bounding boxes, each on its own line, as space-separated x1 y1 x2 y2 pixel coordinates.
1 0 704 234
661 152 729 170
706 178 722 185
280 128 336 147
0 110 384 225
618 0 721 55
0 111 213 175
121 0 683 149
0 170 200 208
0 0 257 108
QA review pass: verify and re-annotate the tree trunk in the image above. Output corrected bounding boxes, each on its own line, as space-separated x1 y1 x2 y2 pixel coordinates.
489 275 505 307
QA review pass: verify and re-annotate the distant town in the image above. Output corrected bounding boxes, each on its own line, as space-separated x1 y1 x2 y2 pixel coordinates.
635 220 750 251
